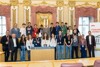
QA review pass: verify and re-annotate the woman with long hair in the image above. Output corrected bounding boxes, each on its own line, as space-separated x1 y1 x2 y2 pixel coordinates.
20 34 26 61
41 32 50 47
26 34 33 61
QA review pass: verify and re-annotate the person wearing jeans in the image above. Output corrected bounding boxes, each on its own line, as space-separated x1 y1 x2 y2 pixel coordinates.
56 30 64 60
20 35 26 61
26 35 33 61
64 34 72 59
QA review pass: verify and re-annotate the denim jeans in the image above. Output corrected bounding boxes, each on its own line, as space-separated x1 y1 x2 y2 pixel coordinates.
56 45 64 60
66 45 72 59
20 46 26 61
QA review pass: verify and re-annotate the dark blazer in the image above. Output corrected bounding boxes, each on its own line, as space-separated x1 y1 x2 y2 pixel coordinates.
1 35 12 51
9 38 19 51
86 35 96 46
50 27 56 35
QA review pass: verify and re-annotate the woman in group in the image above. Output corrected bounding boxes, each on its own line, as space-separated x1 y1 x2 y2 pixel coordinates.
26 34 33 61
41 32 50 47
79 34 87 58
72 34 79 58
64 33 72 59
20 34 26 61
50 33 57 59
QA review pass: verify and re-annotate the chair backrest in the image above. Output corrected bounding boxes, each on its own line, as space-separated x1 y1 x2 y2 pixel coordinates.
94 60 100 67
61 63 83 67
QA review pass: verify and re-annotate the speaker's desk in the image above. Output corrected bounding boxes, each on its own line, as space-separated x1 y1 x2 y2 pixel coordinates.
30 47 55 61
0 52 4 62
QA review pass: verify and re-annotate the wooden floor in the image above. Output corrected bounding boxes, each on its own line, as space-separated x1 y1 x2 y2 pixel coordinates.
0 57 100 67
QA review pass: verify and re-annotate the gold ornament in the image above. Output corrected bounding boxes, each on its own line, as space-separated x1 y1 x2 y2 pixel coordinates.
10 0 18 6
56 0 64 7
23 0 31 6
97 2 100 8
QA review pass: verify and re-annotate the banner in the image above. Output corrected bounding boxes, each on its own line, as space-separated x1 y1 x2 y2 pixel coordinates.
90 22 100 47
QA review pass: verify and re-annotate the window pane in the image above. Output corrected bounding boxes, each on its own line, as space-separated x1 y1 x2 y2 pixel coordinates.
79 17 83 25
2 16 6 24
82 17 89 25
82 26 89 38
0 16 6 36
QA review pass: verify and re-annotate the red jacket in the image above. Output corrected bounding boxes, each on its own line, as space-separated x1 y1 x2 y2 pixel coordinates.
32 28 38 38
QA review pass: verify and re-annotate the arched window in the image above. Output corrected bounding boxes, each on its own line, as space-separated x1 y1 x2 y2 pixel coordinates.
0 16 6 36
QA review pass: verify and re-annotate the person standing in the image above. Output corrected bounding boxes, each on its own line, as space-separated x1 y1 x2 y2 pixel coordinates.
55 22 61 37
64 34 72 59
56 30 64 60
9 34 19 61
32 24 38 38
1 31 11 62
86 31 96 57
72 34 79 58
26 34 33 61
11 23 20 38
43 25 50 37
80 35 87 58
61 22 67 37
33 33 41 47
20 23 26 36
38 25 44 38
19 35 26 61
50 23 56 36
26 22 33 36
41 33 50 47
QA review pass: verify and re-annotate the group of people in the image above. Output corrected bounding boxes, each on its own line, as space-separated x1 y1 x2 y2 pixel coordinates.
0 22 96 62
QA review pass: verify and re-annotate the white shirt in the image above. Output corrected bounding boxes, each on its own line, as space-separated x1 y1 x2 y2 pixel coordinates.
41 39 50 47
50 38 57 47
20 28 26 36
13 38 17 47
26 39 33 50
89 36 92 45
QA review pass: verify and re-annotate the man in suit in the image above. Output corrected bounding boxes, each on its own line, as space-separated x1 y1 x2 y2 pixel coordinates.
86 31 96 57
9 33 19 61
1 30 11 62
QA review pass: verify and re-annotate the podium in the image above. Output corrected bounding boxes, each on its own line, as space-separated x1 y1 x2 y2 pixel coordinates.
31 47 55 61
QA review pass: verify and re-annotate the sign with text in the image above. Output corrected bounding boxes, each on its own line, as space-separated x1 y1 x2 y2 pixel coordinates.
90 22 100 45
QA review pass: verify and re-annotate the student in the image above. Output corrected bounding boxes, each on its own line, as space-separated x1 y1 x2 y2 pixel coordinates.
56 30 64 60
33 33 41 47
41 33 50 47
50 33 57 60
19 34 26 61
26 34 33 61
26 22 33 36
32 24 38 38
50 33 57 47
55 22 61 36
61 22 67 36
72 34 79 58
50 23 56 36
20 23 26 36
64 33 72 59
79 35 87 58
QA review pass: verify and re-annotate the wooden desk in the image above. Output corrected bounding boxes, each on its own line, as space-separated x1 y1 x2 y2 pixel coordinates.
0 52 4 62
31 47 55 61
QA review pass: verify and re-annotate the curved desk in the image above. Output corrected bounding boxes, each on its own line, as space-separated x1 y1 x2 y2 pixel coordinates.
30 47 55 61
